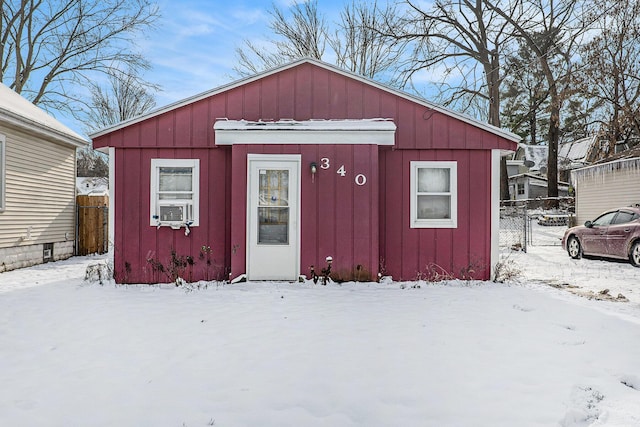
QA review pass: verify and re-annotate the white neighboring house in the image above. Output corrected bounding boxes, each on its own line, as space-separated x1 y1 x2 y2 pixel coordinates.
0 82 88 272
507 137 600 200
571 147 640 225
76 177 108 196
508 173 570 201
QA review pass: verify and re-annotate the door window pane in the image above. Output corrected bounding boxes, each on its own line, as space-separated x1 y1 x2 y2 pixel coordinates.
258 207 289 244
258 169 289 244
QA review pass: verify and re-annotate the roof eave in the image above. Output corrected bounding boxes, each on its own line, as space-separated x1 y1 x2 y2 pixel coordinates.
1 110 89 148
89 58 521 144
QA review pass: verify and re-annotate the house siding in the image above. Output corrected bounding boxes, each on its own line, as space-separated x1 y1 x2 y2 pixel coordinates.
0 126 76 271
380 149 492 280
574 165 640 224
93 60 517 283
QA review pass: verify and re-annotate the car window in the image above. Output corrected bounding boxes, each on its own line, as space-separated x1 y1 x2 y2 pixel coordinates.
592 211 617 226
612 211 636 225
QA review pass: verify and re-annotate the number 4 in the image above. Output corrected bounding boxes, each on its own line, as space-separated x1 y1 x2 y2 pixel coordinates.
336 165 346 177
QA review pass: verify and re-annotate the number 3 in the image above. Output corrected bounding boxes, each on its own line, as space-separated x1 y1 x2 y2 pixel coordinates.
320 157 330 169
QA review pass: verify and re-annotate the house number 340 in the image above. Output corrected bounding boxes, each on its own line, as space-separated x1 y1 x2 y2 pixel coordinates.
319 157 367 186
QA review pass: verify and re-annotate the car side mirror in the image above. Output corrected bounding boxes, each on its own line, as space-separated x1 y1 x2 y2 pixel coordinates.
584 220 593 228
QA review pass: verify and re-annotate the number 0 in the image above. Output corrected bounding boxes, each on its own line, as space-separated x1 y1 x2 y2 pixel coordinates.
355 174 367 186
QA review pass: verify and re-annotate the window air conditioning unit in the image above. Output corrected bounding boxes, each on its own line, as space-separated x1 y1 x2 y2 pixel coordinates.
158 201 192 223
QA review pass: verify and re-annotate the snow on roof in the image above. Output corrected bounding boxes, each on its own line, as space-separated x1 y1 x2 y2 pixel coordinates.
214 118 396 131
0 82 87 147
572 156 640 184
558 135 596 163
519 144 548 171
214 118 397 145
76 177 109 195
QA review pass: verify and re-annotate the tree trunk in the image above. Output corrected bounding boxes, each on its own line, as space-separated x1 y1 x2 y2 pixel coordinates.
547 102 560 204
486 51 511 200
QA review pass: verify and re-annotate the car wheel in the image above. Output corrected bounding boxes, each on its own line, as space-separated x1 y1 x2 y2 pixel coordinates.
567 236 582 259
630 241 640 267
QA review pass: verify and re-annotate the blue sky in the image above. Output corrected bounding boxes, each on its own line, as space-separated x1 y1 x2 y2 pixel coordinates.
137 0 346 112
56 0 442 136
54 0 350 135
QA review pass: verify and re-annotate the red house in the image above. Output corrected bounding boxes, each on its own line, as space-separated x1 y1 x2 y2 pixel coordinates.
91 59 518 284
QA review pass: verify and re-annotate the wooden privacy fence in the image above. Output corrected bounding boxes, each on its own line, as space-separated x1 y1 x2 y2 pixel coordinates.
76 195 108 255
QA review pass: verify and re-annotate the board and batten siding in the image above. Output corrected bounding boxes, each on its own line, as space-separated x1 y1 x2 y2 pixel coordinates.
92 59 518 283
0 126 76 251
573 159 640 225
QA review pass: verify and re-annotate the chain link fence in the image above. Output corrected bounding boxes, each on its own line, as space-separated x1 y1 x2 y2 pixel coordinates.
499 197 575 252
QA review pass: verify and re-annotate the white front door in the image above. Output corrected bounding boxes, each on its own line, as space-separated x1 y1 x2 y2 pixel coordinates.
247 154 301 281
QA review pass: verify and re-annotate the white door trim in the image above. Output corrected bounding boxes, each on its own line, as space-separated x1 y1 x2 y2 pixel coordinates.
246 154 301 281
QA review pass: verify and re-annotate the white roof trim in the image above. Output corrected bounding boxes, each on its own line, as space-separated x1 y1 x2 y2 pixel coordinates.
214 119 396 145
89 58 520 144
571 156 640 182
0 82 88 147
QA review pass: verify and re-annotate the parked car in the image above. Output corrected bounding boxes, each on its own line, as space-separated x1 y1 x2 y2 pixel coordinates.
562 206 640 266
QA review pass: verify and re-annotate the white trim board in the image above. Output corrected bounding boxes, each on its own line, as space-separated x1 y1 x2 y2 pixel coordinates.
214 119 396 145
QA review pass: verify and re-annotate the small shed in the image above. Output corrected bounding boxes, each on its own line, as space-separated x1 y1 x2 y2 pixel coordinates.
91 59 518 283
0 83 88 272
508 173 570 201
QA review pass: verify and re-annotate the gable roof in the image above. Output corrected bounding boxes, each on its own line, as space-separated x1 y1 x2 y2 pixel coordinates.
558 135 597 167
89 58 520 143
0 82 88 147
517 144 548 171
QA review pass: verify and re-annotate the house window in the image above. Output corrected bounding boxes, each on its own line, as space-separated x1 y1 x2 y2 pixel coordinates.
150 159 199 226
517 183 525 195
0 134 5 212
410 161 457 228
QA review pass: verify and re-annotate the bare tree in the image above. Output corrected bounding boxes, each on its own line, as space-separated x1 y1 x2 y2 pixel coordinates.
234 0 407 85
380 1 515 124
486 0 591 201
86 67 159 131
77 147 108 177
379 0 516 199
80 65 159 177
579 0 640 154
235 0 328 76
328 0 407 83
0 0 159 116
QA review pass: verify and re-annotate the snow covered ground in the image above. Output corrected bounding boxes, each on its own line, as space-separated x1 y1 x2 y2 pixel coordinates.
1 247 640 427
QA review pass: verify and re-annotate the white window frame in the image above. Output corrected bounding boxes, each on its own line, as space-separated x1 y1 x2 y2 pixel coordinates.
410 161 458 229
150 158 200 227
0 134 5 212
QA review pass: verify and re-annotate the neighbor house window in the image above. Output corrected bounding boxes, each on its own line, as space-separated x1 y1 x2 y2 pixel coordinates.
517 183 525 195
410 161 457 228
0 134 5 212
150 159 199 226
